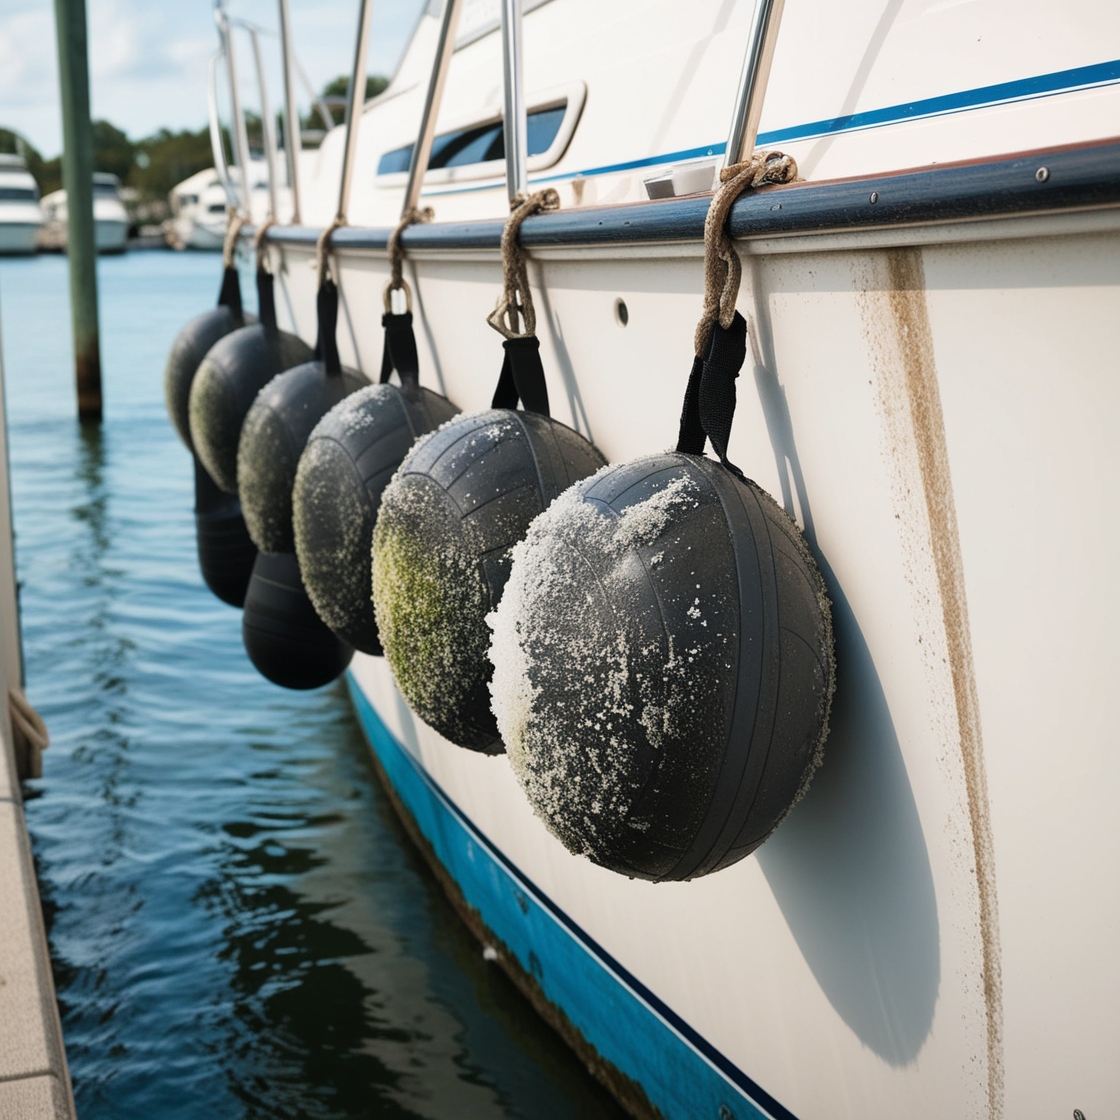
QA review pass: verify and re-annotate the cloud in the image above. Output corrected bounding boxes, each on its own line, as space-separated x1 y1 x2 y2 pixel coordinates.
0 0 426 156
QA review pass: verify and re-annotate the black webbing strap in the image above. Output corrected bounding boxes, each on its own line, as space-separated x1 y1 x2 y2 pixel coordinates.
676 310 747 479
315 278 342 375
217 265 242 320
491 336 550 417
256 266 277 338
380 311 420 391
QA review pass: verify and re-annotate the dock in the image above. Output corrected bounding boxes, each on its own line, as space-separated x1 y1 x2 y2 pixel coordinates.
0 311 76 1120
0 747 76 1119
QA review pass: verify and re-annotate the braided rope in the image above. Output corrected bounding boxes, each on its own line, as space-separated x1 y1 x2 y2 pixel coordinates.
9 687 49 753
315 217 345 288
694 151 797 357
222 211 248 270
253 218 276 272
387 206 434 294
486 188 560 340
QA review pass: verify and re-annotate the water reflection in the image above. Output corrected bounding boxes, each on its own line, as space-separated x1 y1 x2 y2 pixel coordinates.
1 252 625 1120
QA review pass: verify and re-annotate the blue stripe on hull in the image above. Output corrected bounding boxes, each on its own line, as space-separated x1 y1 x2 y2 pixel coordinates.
424 57 1120 197
346 676 799 1120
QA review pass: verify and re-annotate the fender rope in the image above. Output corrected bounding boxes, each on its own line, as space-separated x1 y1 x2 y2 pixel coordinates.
9 687 49 780
222 211 248 271
386 206 433 306
486 188 560 340
313 219 346 374
217 212 248 316
379 207 434 392
679 150 796 475
253 218 276 272
315 217 345 288
693 151 797 358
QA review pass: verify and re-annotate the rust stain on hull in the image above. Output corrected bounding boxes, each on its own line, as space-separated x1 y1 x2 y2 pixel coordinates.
860 248 1003 1117
365 744 665 1120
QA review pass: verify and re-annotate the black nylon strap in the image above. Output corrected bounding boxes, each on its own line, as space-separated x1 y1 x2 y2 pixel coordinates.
675 310 747 478
256 267 277 337
217 265 242 319
676 351 706 457
379 311 420 391
491 336 550 416
315 278 342 375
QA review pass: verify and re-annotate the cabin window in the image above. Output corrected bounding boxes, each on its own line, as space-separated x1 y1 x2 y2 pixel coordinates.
0 186 39 201
93 182 119 198
378 102 568 176
207 202 227 213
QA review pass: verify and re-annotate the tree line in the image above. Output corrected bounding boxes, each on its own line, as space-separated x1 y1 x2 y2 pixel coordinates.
0 74 388 203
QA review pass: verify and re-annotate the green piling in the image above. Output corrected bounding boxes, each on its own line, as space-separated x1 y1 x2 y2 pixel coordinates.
53 0 102 422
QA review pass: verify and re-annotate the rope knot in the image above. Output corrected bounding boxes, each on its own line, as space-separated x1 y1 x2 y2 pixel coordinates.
695 150 797 356
384 206 434 313
487 188 560 340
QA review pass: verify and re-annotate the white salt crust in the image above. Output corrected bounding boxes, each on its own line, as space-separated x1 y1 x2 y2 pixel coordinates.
487 466 709 859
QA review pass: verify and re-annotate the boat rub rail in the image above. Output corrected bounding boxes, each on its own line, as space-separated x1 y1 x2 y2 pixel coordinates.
263 136 1120 253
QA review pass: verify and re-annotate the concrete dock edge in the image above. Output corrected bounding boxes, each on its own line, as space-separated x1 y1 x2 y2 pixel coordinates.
0 293 77 1118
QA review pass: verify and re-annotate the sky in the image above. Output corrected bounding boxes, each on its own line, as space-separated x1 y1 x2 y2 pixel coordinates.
0 0 429 156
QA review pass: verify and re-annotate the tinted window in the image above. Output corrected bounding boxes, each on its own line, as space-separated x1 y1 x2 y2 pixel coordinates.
378 102 567 176
526 106 565 158
93 183 119 198
434 121 503 168
0 186 38 201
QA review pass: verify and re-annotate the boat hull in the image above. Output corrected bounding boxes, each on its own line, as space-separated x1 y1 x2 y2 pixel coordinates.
347 671 794 1120
170 215 226 251
94 218 128 254
284 193 1120 1119
0 222 40 256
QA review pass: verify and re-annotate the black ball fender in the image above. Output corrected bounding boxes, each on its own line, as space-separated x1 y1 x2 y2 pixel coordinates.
241 552 353 689
292 383 460 655
193 458 257 607
488 452 835 881
372 409 605 754
237 360 368 555
189 324 314 494
164 305 248 451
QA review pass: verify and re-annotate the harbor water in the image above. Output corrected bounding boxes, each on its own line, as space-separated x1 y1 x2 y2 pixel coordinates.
0 251 626 1120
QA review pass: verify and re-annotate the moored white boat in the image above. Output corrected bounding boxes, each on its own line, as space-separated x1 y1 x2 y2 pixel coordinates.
167 168 229 250
39 173 130 253
168 163 291 250
0 153 43 256
179 1 1120 1117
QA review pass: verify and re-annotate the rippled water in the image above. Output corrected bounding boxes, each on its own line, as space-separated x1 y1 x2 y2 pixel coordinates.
0 252 625 1120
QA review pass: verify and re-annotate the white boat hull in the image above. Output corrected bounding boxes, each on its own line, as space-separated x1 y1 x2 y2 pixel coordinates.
170 215 226 251
223 0 1120 1113
94 218 128 254
0 221 40 255
265 197 1120 1118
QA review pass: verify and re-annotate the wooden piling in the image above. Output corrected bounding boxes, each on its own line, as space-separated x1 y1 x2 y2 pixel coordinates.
52 0 102 422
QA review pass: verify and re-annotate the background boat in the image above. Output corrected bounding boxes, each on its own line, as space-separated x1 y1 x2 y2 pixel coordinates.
166 162 289 250
0 153 43 256
38 173 129 254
